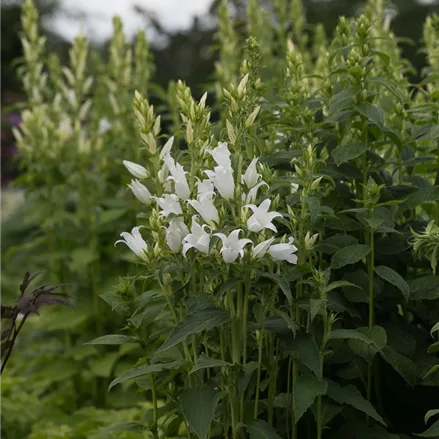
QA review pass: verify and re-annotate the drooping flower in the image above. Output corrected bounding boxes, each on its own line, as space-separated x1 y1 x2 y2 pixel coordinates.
268 237 298 264
243 181 268 204
163 154 191 200
206 142 231 168
252 237 275 259
204 166 235 199
187 193 219 224
165 217 189 253
127 179 152 204
155 194 183 217
115 226 148 261
123 160 148 179
213 229 252 263
182 216 211 256
242 157 261 188
245 199 282 233
196 178 215 200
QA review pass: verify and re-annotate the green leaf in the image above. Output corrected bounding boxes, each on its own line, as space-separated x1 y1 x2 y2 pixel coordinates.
260 272 292 304
189 353 231 374
293 374 328 423
89 352 119 378
238 362 259 395
423 365 439 380
180 383 221 439
408 276 439 301
85 335 138 345
326 281 361 293
326 379 386 426
331 142 368 166
290 334 322 380
218 278 241 298
358 102 385 127
99 422 146 434
109 361 182 391
329 329 376 345
247 420 282 439
399 187 439 212
428 341 439 354
380 345 417 386
315 234 358 254
431 322 439 337
417 418 439 437
425 409 439 425
331 244 371 269
348 326 387 365
310 299 323 322
98 208 127 226
157 307 230 352
374 266 409 301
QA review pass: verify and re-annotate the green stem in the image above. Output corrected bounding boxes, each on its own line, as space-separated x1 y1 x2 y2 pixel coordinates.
253 328 264 419
367 227 375 421
150 373 159 439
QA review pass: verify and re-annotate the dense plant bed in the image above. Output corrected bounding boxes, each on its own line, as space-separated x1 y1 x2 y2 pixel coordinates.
2 0 439 438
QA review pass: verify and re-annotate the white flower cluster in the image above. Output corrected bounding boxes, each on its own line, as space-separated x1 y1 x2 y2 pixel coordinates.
116 141 298 265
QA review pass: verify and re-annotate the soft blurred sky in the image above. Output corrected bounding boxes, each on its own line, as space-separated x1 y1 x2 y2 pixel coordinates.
48 0 213 43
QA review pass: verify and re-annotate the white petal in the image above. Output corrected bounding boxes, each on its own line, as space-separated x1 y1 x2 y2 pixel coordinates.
123 160 148 179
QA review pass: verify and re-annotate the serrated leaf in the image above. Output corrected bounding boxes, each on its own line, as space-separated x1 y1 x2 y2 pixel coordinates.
380 345 417 386
348 326 387 365
157 307 230 352
247 420 282 439
326 281 361 293
326 379 386 425
399 187 439 212
260 272 292 304
293 374 328 423
358 102 384 127
189 353 231 374
238 361 259 395
329 329 376 345
315 234 358 254
180 383 221 439
331 142 368 166
109 360 182 391
374 266 409 301
290 334 322 380
85 335 138 345
408 276 439 301
331 244 370 269
310 299 323 322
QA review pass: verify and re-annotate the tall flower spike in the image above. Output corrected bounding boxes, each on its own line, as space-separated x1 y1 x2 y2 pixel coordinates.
213 229 252 263
155 194 183 217
163 154 191 200
123 160 148 179
206 141 231 168
268 237 298 264
182 216 211 256
115 226 148 261
165 217 189 253
204 166 235 199
242 157 261 188
187 193 219 225
245 199 282 233
127 179 152 204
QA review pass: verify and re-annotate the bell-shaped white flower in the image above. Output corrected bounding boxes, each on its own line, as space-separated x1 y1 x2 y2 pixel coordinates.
242 157 261 188
160 136 174 159
182 216 211 256
242 181 268 204
252 237 275 259
214 229 252 263
187 193 219 224
245 199 282 233
204 166 235 199
155 194 182 217
206 142 231 168
115 226 148 261
163 154 191 200
127 179 152 204
196 178 215 200
123 160 148 179
268 237 298 264
165 217 189 252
